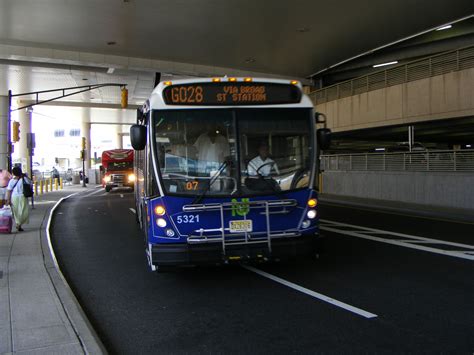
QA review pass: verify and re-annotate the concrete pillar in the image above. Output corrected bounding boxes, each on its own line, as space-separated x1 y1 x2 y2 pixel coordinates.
115 125 123 149
0 96 8 170
81 120 91 171
17 106 32 176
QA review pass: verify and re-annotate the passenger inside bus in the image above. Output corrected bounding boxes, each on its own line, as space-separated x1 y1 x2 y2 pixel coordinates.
193 124 230 175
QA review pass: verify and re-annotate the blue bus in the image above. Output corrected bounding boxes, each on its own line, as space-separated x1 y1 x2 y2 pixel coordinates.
130 78 331 271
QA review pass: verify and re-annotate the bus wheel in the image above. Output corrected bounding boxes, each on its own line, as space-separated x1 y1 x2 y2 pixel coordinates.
105 186 112 192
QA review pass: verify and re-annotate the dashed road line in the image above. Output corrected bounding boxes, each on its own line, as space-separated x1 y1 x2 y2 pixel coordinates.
321 219 474 261
243 266 378 319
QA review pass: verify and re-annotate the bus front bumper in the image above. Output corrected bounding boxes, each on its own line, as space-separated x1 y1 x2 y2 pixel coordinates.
150 234 321 267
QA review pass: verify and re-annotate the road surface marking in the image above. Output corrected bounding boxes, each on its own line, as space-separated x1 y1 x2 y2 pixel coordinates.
120 194 124 198
129 208 136 214
321 219 474 261
243 265 378 319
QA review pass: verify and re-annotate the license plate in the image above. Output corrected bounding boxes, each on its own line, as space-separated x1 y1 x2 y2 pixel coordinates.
229 220 253 233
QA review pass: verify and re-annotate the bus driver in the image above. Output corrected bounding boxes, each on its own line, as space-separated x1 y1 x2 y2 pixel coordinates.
248 142 279 177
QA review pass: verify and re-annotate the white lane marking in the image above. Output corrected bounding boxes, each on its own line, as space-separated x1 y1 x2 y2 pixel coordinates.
83 188 106 197
243 266 378 319
129 208 136 214
120 194 124 198
320 219 474 261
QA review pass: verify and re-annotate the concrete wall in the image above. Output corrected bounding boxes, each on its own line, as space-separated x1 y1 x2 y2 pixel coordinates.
322 171 474 210
315 68 474 132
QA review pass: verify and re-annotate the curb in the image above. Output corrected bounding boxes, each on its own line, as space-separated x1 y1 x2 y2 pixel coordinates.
319 196 474 224
41 193 107 355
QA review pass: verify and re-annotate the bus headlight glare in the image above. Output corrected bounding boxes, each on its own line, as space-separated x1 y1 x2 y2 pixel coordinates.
103 176 111 183
302 220 311 228
156 218 167 228
128 174 136 182
307 210 317 219
154 205 166 216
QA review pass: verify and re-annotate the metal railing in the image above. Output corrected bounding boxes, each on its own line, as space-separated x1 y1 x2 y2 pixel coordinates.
321 150 474 172
310 45 474 105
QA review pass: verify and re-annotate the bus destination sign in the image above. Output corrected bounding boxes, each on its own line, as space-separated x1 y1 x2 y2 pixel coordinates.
162 82 301 106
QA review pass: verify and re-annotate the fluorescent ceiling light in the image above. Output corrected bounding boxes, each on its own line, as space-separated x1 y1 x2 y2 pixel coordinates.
375 148 385 151
107 67 115 74
373 61 398 68
436 25 452 31
466 144 472 148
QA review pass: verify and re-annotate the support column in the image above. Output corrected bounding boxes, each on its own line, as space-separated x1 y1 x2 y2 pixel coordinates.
115 125 123 149
81 108 91 171
17 107 32 176
0 96 8 170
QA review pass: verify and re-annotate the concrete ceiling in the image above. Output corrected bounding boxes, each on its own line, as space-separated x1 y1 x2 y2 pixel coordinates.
0 0 473 107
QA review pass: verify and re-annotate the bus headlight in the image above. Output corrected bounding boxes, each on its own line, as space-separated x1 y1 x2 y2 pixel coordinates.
128 174 136 182
156 218 167 228
154 205 166 216
165 229 175 237
307 210 317 219
103 176 111 183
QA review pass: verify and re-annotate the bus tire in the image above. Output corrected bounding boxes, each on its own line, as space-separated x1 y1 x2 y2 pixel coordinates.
105 186 112 192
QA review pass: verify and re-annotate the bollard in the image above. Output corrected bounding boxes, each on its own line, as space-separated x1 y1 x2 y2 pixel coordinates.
54 178 58 191
50 178 53 192
40 180 44 195
45 180 49 193
60 178 63 189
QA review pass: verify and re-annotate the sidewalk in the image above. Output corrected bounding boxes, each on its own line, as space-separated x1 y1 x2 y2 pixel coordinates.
0 184 105 355
319 193 474 224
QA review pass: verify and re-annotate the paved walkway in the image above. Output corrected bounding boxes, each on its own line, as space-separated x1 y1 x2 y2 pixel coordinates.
0 184 105 355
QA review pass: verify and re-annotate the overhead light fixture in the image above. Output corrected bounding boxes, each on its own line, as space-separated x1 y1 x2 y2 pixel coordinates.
373 61 398 68
436 25 452 31
107 67 115 74
466 144 472 148
375 148 385 151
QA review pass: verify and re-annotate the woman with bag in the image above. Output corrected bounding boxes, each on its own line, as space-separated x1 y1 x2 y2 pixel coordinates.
5 166 31 232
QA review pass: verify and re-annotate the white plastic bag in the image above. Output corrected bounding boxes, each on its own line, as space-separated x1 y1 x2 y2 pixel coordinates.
0 206 12 218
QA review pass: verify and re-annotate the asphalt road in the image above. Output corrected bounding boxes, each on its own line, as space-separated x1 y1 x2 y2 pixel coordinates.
50 188 474 354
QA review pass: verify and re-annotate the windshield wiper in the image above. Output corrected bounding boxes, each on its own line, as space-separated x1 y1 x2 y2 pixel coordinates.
192 159 230 205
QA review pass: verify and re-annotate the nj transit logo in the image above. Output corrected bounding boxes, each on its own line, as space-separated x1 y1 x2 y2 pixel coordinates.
231 198 250 217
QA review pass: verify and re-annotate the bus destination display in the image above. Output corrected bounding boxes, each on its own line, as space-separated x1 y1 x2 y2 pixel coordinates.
162 82 301 105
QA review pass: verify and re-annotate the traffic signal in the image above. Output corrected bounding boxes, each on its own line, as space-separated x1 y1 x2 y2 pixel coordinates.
12 121 20 142
121 87 128 109
81 137 86 150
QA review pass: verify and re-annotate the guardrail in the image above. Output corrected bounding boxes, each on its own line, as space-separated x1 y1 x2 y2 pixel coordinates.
310 45 474 105
321 150 474 172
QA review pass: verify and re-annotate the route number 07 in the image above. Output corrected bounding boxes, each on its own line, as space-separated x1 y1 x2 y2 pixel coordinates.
176 215 200 224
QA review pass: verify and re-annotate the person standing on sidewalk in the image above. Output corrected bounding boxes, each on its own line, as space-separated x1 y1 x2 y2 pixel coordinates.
5 166 30 232
0 168 12 207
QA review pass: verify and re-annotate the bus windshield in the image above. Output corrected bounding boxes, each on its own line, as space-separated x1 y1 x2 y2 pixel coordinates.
153 108 313 196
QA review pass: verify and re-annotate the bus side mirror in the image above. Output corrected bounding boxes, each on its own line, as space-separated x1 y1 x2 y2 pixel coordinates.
317 128 332 150
130 124 146 150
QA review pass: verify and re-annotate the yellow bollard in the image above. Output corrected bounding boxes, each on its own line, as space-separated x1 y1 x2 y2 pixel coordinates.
54 178 58 191
40 180 43 195
60 178 63 190
45 180 49 193
50 178 53 192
